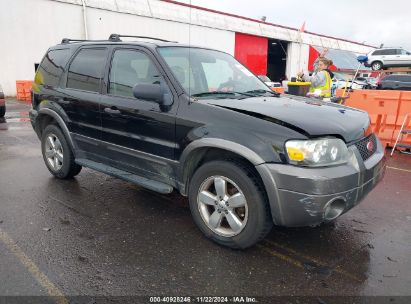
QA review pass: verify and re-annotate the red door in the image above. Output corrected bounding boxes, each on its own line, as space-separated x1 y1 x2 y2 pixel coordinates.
234 33 268 76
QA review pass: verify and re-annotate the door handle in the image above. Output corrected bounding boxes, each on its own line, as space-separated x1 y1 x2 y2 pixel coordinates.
104 107 121 115
57 98 70 105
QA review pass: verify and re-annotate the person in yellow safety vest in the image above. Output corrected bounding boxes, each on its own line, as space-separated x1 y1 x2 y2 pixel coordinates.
297 58 334 98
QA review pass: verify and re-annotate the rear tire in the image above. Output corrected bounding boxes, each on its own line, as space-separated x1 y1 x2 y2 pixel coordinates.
188 160 272 249
0 105 5 118
41 124 82 179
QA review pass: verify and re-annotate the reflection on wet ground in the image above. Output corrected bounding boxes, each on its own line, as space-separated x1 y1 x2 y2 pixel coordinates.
0 99 410 300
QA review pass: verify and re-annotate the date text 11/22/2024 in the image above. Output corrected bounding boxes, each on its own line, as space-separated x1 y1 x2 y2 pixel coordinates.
149 296 257 303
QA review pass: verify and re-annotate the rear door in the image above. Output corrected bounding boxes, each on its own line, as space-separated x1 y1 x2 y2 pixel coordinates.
382 49 397 66
100 46 178 183
60 47 109 158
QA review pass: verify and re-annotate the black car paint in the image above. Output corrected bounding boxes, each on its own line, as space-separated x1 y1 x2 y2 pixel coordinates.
31 41 370 196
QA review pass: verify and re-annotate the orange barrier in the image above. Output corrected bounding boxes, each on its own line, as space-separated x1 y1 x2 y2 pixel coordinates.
393 91 411 147
272 87 285 94
16 80 33 102
342 90 400 147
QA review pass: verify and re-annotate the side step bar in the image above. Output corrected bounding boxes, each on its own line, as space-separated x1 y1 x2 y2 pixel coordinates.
75 158 173 194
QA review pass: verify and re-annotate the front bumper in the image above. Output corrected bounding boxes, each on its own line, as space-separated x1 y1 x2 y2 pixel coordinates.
256 137 386 227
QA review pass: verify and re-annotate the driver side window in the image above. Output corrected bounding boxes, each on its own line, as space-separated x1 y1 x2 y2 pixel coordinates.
201 59 234 91
109 49 160 98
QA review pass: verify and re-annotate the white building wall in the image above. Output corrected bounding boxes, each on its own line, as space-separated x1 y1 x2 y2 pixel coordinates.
0 0 234 95
0 0 84 96
85 9 235 54
0 0 374 96
286 43 310 79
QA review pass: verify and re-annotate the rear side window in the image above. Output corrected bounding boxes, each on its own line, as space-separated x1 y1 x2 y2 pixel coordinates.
398 75 411 81
67 48 107 93
36 49 70 87
383 49 396 55
384 75 401 81
372 50 383 56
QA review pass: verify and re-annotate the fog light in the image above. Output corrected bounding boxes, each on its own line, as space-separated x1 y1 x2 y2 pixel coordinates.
324 198 346 221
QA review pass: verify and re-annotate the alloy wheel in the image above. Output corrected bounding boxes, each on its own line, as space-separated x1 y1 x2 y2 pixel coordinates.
44 133 64 171
197 175 248 237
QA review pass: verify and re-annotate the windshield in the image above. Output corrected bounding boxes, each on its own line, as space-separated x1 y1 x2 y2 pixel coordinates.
333 72 351 81
258 75 271 82
158 47 270 97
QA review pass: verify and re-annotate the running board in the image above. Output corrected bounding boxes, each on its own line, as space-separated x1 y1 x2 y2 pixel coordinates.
75 158 173 194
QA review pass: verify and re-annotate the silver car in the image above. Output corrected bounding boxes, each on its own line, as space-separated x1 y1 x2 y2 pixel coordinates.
365 48 411 70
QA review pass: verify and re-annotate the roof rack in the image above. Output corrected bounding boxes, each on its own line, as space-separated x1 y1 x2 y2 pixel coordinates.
379 46 403 49
61 38 88 44
108 33 176 43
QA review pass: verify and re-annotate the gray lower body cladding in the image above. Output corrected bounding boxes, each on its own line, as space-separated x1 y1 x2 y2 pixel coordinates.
257 139 386 227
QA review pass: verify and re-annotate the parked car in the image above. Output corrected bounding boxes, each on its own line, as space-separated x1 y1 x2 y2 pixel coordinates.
257 75 281 88
356 77 378 89
30 34 386 249
365 47 411 71
377 74 411 90
0 84 5 118
332 73 366 90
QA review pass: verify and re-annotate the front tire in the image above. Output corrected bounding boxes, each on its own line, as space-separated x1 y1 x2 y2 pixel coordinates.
41 124 82 179
188 160 272 249
371 61 383 71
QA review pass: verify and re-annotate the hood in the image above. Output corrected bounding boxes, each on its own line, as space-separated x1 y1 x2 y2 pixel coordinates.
199 95 369 143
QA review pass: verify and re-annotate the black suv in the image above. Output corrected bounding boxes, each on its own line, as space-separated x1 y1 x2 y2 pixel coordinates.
30 34 386 249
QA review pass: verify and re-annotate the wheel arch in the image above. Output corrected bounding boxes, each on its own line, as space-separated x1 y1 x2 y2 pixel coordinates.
178 139 266 196
36 108 76 153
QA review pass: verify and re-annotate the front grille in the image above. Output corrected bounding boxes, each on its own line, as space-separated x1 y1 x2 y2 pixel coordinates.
353 134 377 161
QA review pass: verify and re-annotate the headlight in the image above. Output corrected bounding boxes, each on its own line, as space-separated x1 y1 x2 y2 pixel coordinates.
285 138 349 167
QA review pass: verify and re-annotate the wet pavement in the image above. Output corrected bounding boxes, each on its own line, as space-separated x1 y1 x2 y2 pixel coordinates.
0 99 410 303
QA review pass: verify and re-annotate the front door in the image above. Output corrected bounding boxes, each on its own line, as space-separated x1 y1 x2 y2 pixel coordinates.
396 49 411 66
382 49 398 66
100 47 177 183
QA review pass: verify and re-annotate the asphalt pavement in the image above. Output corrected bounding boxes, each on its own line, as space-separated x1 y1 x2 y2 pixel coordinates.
0 99 410 304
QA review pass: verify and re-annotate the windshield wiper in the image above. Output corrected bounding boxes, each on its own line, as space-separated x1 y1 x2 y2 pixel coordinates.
191 91 255 98
244 89 280 97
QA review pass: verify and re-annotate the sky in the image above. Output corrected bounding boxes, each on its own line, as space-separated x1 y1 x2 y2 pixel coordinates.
173 0 411 50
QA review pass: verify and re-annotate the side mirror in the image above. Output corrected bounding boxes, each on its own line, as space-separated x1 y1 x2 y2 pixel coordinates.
133 81 173 107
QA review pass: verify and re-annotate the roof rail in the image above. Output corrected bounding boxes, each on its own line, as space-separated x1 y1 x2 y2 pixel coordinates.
108 33 176 43
379 46 403 49
61 38 88 44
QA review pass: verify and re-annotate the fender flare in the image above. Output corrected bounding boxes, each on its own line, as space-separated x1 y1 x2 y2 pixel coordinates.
178 138 266 194
37 108 76 153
